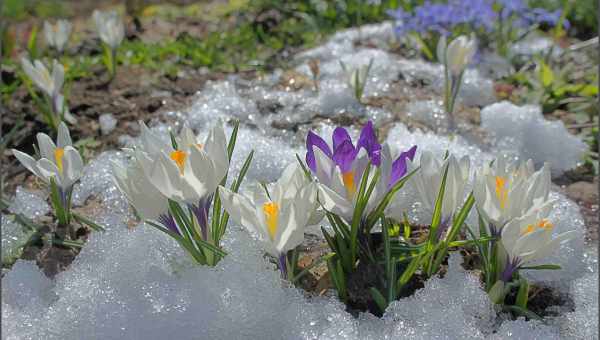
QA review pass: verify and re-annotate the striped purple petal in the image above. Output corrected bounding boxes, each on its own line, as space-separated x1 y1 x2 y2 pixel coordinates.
356 121 381 166
306 131 332 172
332 127 353 151
389 145 417 187
332 140 358 173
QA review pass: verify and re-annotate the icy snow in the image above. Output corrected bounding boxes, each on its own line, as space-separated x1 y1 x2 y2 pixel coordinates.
8 186 49 219
2 21 595 340
481 101 587 175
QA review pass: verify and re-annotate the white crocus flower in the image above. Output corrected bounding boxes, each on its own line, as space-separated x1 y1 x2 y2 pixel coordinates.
135 123 229 205
408 151 470 226
20 58 64 99
92 9 125 50
219 163 320 259
340 59 373 102
498 200 576 281
473 158 550 232
112 161 168 221
11 122 83 191
443 35 477 77
43 19 72 53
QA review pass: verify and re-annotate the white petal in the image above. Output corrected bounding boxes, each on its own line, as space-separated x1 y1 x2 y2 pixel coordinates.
36 158 61 186
62 146 83 185
57 122 72 147
36 133 56 161
218 186 261 235
12 149 43 179
203 123 229 179
51 60 64 93
318 183 353 222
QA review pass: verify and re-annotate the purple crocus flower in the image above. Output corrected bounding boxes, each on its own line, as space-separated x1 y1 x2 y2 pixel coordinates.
389 145 417 188
306 121 381 174
306 121 417 222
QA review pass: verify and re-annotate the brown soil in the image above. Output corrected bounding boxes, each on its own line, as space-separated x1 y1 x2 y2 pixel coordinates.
504 283 574 319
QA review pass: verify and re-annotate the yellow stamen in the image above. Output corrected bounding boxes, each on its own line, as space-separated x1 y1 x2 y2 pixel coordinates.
54 148 64 174
263 202 279 240
342 171 356 198
170 150 187 174
495 176 508 209
522 219 553 235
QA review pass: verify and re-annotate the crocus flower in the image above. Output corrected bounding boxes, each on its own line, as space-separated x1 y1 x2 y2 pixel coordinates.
219 163 320 276
43 19 72 53
408 151 470 233
135 123 228 204
127 122 229 240
112 160 168 222
340 59 373 102
20 58 64 99
437 34 477 78
499 200 576 282
12 122 83 192
92 10 125 50
306 122 416 222
473 158 550 233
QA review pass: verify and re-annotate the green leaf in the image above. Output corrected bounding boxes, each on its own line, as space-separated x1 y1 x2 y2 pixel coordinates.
540 61 555 88
49 177 69 226
226 120 240 162
295 153 312 180
503 305 542 320
369 287 388 313
72 212 105 232
428 161 450 246
366 167 419 229
520 264 562 270
515 278 529 309
53 238 84 248
169 131 178 150
27 25 38 59
487 280 507 304
447 237 494 248
397 254 421 288
402 212 411 240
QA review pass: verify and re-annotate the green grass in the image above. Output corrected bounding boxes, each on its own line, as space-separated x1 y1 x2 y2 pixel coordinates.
1 0 70 20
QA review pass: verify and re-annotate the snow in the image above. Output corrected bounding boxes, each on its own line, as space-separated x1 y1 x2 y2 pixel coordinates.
99 113 117 135
8 186 50 219
480 101 587 175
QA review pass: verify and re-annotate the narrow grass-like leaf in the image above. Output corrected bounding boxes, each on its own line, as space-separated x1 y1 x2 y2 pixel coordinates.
369 287 387 313
72 212 105 232
53 238 84 248
366 167 418 229
516 278 529 309
520 264 562 270
428 161 450 245
226 120 240 162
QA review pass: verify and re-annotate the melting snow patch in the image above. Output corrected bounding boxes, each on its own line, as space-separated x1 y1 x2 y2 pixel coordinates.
481 101 587 175
8 186 49 219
